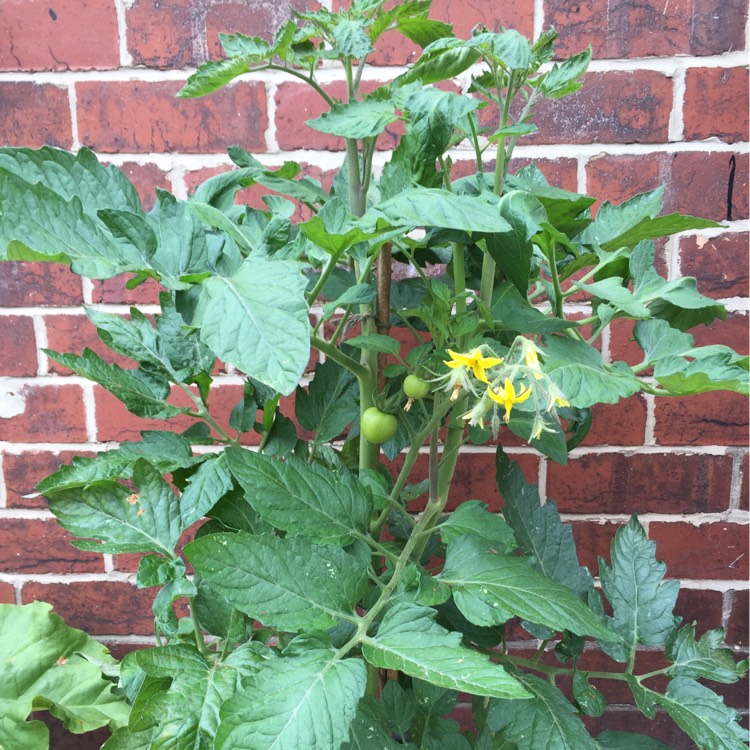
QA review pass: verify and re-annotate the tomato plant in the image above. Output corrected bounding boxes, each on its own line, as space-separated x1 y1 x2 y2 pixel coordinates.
361 406 398 444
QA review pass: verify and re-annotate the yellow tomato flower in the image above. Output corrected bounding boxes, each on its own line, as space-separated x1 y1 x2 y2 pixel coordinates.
487 378 533 421
524 345 544 380
548 392 570 411
444 348 502 384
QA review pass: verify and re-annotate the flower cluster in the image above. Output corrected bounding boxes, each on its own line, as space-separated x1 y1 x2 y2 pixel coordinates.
441 338 569 440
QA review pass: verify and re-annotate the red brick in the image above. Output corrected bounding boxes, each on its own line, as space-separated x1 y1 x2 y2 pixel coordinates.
740 452 749 512
345 0 535 66
115 162 173 212
275 81 402 152
0 0 118 71
571 518 624 572
93 382 255 444
76 81 267 154
669 150 748 222
0 518 103 574
206 1 314 59
549 452 733 514
0 262 83 307
41 714 110 750
690 313 749 355
580 395 648 447
546 0 747 59
0 384 88 443
509 157 579 193
0 582 16 604
0 316 38 376
679 233 750 300
586 151 749 223
650 522 749 579
0 82 72 148
21 580 172 635
525 71 673 145
2 450 90 508
684 67 749 144
89 276 163 305
44 314 132 374
390 450 538 512
584 708 698 749
727 589 748 648
608 319 647 369
675 587 725 633
653 391 749 446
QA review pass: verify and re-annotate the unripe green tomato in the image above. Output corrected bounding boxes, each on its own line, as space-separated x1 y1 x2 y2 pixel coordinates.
403 374 430 400
361 407 398 444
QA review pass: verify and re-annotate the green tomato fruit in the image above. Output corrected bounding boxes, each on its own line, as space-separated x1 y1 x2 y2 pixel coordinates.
403 374 431 400
361 407 398 444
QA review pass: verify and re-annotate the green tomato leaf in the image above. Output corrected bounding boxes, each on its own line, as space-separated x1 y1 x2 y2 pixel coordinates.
491 282 575 334
0 146 141 215
654 677 749 750
496 450 594 600
666 623 749 683
184 532 368 632
333 18 374 58
361 603 532 699
365 188 512 233
321 283 376 321
216 646 366 750
0 170 147 278
439 500 517 553
471 29 532 69
482 190 546 295
346 332 401 355
178 57 252 98
541 335 641 407
44 348 188 420
307 100 397 139
127 643 266 748
599 515 680 662
594 730 672 749
296 358 360 443
399 38 480 85
225 447 372 545
37 431 199 493
179 452 234 528
439 535 615 641
45 459 182 557
487 673 597 750
192 256 310 396
0 602 128 748
342 696 402 749
540 47 592 99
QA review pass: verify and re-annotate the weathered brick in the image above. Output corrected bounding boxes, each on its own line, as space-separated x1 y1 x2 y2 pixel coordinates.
584 708 698 748
393 451 539 512
690 312 749 355
2 450 90 508
0 518 103 574
275 80 401 151
0 82 72 148
727 589 748 648
0 582 16 604
76 81 267 153
654 391 749 446
650 522 749 580
546 0 747 59
44 314 133 374
525 71 673 145
549 451 733 514
679 233 750 300
0 262 83 307
21 580 181 635
0 0 119 71
684 67 749 144
41 714 110 750
739 452 749 512
0 316 38 376
580 396 648 447
206 0 313 58
570 518 624 572
0 383 88 442
586 151 749 223
115 162 173 212
89 276 163 305
508 157 579 192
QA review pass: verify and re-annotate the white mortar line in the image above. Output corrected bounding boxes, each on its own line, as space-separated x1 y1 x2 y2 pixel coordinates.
81 381 99 443
533 0 545 41
67 82 80 151
559 510 749 525
114 0 134 67
0 453 6 509
81 277 95 305
0 572 134 584
667 62 686 143
643 394 656 446
722 589 734 630
32 315 49 376
265 80 280 152
537 455 548 504
728 449 746 511
0 509 55 519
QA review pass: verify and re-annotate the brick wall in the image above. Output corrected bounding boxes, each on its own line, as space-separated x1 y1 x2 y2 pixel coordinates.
0 0 748 744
